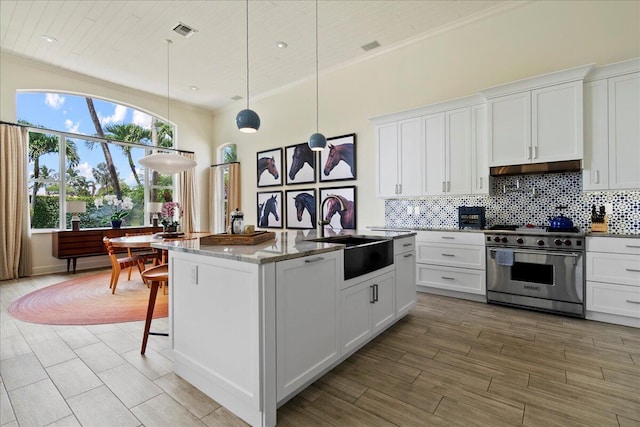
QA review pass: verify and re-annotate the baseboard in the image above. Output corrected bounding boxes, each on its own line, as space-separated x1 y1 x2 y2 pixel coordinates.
417 285 487 303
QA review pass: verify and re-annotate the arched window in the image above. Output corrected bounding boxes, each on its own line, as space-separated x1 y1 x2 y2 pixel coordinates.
17 91 176 230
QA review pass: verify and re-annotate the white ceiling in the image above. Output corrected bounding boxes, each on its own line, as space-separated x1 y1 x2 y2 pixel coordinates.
1 0 513 112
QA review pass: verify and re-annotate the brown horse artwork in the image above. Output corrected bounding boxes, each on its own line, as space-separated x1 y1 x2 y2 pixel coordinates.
323 143 354 178
323 194 355 229
258 157 279 183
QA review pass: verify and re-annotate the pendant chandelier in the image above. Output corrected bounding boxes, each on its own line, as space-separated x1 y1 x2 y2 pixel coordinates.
308 0 326 151
139 39 197 174
236 0 261 133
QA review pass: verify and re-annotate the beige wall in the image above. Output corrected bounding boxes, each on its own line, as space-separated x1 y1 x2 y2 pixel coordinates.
211 0 640 228
0 53 214 275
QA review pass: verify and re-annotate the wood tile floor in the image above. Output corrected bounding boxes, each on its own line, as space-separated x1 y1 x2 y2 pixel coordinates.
2 269 640 426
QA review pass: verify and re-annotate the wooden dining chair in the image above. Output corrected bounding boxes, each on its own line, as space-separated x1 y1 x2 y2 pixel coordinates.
124 232 162 280
140 263 169 354
103 237 144 294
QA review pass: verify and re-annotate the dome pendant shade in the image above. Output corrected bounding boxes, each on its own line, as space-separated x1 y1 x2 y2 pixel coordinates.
308 133 327 151
139 153 197 174
236 109 261 133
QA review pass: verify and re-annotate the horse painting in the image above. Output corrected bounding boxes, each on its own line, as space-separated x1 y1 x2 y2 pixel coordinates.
323 194 355 229
293 192 316 227
323 143 355 178
258 194 280 227
287 143 315 182
258 157 279 183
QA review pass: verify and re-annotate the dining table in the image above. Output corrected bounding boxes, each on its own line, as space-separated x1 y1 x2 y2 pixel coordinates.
110 232 210 263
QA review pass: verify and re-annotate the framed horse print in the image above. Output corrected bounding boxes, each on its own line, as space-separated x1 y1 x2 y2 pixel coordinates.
257 191 283 229
319 133 356 182
319 186 356 230
257 148 282 187
285 189 316 230
285 142 316 185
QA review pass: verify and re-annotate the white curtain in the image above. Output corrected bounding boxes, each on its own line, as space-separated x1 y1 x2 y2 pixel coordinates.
0 124 32 279
179 152 199 232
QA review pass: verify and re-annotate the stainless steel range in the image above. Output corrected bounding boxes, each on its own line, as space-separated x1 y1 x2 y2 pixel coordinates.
485 226 585 318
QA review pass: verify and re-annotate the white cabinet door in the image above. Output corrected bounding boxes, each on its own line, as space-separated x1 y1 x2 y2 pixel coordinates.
583 79 609 191
341 280 373 355
447 107 472 194
395 251 416 317
276 252 340 401
371 272 396 334
532 81 583 162
488 92 531 167
376 123 399 197
471 104 489 194
398 118 423 196
608 72 640 190
423 113 446 195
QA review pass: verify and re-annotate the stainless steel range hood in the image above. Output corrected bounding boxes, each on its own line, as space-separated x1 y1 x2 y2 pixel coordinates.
489 160 582 176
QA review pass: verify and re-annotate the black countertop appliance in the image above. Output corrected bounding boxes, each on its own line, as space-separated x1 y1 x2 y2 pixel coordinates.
458 206 486 230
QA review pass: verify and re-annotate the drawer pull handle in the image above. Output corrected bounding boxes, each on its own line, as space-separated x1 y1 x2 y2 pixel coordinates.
626 245 640 249
304 257 325 263
403 253 413 258
626 300 640 305
441 253 455 257
441 236 455 240
625 268 640 273
403 243 412 247
442 276 455 280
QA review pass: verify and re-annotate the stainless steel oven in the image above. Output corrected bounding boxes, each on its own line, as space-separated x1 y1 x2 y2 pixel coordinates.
486 228 585 317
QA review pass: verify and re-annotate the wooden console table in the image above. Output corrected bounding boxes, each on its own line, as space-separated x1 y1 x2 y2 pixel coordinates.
52 226 163 273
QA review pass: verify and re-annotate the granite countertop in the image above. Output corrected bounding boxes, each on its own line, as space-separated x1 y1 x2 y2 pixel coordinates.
152 229 416 265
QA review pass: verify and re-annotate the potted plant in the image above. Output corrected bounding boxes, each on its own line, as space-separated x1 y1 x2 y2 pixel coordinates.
160 202 182 232
94 195 134 228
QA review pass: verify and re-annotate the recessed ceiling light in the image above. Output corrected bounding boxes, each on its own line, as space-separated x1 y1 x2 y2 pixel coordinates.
231 95 243 101
361 40 380 52
42 35 57 43
276 41 288 49
189 86 199 91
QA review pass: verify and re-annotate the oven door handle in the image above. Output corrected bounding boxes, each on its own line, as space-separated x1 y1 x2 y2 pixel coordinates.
488 248 582 258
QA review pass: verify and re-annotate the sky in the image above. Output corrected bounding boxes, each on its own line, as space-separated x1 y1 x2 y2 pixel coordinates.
18 92 158 189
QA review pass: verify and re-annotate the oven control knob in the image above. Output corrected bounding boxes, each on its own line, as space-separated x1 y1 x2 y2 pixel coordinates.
554 239 562 246
501 237 508 243
493 236 501 242
516 238 524 244
537 239 545 246
564 239 572 246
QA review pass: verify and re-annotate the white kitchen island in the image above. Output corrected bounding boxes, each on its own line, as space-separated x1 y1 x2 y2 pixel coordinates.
152 229 416 427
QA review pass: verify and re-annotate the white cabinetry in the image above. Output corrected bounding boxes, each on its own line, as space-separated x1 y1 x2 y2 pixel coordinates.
275 252 340 401
583 60 640 191
481 64 593 167
424 108 472 195
341 269 395 355
586 236 640 327
375 118 423 197
416 231 486 299
394 235 416 317
471 104 488 194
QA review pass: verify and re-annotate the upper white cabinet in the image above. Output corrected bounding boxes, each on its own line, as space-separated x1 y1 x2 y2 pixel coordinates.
471 104 488 194
583 59 640 191
481 64 593 167
375 118 423 197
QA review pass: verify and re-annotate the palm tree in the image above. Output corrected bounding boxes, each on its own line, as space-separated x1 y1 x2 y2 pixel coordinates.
104 123 151 186
85 97 122 199
92 163 112 195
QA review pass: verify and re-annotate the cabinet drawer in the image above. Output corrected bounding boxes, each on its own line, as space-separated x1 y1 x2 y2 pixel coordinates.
394 236 415 255
586 281 640 319
587 237 640 255
417 243 485 269
416 230 484 245
417 264 485 295
587 252 640 286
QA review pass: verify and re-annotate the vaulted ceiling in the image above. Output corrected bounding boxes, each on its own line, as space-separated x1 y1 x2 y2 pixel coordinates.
1 1 513 111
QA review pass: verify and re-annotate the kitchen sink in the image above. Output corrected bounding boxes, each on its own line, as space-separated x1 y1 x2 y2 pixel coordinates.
307 235 394 280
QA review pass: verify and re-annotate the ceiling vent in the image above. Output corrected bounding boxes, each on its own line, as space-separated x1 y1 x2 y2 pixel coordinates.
361 40 380 52
173 22 198 38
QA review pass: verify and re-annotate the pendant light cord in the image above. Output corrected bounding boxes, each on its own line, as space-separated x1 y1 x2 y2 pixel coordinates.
246 0 250 110
315 0 319 133
165 39 172 123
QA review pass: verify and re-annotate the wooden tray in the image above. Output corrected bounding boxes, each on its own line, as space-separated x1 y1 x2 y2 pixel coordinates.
200 231 276 245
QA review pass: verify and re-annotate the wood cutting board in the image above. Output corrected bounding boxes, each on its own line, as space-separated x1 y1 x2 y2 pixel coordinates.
199 231 276 245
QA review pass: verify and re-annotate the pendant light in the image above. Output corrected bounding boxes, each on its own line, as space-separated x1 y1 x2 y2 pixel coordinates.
236 0 261 133
139 39 197 174
308 0 326 151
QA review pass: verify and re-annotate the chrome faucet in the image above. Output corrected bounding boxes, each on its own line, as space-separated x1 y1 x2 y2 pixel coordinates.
318 195 346 238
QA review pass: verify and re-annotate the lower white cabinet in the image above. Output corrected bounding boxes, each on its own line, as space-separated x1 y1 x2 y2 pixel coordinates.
586 236 640 327
394 235 416 316
341 270 395 355
275 252 341 401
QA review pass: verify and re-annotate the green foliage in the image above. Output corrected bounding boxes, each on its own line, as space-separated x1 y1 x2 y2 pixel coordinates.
31 196 60 229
